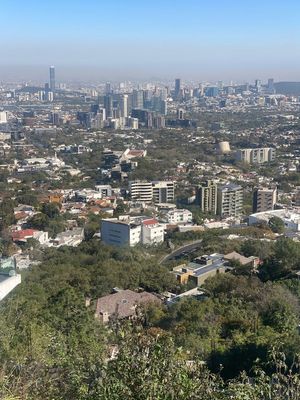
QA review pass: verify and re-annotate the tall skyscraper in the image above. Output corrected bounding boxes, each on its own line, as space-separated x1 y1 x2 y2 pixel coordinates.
46 91 54 102
160 99 167 115
160 87 168 101
120 94 128 118
132 90 144 109
50 112 60 125
267 78 274 89
38 90 45 101
205 87 219 97
175 78 181 99
105 82 112 94
267 78 275 94
49 66 55 92
104 95 113 118
255 79 261 92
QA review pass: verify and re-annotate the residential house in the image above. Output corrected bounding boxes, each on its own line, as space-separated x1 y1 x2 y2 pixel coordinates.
11 229 48 245
172 253 230 286
95 289 160 324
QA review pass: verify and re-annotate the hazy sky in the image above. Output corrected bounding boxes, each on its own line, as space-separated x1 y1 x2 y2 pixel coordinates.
1 0 300 82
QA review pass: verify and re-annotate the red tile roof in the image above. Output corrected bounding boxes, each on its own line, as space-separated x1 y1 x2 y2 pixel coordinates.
128 150 145 156
142 219 158 226
12 229 37 240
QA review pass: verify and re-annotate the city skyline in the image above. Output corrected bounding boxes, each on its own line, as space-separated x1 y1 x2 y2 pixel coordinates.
1 0 300 82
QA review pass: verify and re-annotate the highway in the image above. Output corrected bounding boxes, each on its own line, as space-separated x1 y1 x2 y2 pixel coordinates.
160 240 203 264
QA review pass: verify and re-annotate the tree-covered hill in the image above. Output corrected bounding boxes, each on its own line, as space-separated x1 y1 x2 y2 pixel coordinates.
1 238 300 399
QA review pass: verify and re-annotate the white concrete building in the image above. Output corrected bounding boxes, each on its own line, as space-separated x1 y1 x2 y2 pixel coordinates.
19 154 65 172
101 219 142 247
130 181 153 202
121 148 147 161
217 184 243 218
33 230 49 245
204 221 230 229
130 180 175 204
127 117 139 129
235 148 276 164
0 273 21 301
51 228 85 247
0 132 11 140
249 209 300 231
152 181 175 204
74 189 103 202
141 219 164 245
101 217 164 247
0 111 7 124
95 185 112 198
163 209 193 224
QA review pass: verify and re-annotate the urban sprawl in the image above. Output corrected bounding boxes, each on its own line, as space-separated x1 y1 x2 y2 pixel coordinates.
0 68 300 303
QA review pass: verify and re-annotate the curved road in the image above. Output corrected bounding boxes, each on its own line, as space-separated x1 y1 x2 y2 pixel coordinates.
160 240 203 265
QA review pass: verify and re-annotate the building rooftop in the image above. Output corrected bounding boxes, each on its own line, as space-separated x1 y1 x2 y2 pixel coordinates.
218 183 243 191
190 260 226 277
95 289 160 320
142 218 158 226
250 208 300 223
224 251 257 266
11 229 37 241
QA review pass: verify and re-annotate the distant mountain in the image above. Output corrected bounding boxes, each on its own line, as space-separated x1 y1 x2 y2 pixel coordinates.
274 82 300 95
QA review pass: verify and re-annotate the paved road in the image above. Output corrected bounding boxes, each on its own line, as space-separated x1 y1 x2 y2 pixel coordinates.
160 240 203 264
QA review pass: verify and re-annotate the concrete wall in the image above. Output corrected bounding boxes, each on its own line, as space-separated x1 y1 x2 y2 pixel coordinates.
0 274 21 301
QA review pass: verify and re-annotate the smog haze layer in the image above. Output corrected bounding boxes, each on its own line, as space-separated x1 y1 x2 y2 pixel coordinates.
1 0 300 82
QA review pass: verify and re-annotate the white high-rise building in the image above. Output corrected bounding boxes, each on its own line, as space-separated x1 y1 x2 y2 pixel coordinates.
217 184 244 218
38 91 45 101
152 181 175 203
235 148 276 164
120 94 128 118
127 117 139 129
130 181 175 204
46 91 54 102
130 181 153 202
